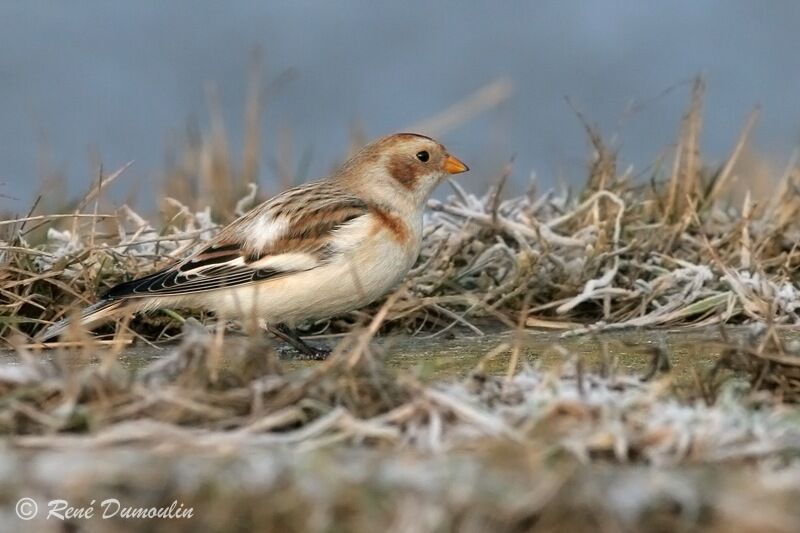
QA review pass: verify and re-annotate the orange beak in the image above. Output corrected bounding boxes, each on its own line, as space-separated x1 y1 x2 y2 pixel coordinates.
443 154 469 175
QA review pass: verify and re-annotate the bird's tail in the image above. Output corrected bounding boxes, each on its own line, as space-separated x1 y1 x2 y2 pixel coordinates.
37 299 127 342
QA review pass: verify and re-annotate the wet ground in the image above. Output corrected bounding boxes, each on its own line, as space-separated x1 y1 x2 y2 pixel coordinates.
3 325 787 385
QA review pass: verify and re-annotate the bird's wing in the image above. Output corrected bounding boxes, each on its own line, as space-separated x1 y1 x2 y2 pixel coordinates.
102 183 370 299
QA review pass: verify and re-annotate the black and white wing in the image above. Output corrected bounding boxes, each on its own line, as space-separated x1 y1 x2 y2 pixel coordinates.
102 184 370 300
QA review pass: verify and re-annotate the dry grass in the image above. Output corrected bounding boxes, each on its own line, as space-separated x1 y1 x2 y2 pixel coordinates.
3 77 800 531
1 320 800 532
2 78 800 343
2 322 795 457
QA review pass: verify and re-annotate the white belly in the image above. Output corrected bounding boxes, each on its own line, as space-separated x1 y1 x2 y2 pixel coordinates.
192 225 420 325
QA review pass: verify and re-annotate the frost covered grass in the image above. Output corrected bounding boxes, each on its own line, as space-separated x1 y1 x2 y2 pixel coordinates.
3 320 798 459
3 79 800 345
3 77 800 531
2 321 800 532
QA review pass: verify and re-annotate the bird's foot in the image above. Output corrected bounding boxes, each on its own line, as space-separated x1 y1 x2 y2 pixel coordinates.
276 343 331 360
296 344 331 361
269 324 331 360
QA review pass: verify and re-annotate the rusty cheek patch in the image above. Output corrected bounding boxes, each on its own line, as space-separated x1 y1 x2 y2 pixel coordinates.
369 206 409 244
387 155 421 190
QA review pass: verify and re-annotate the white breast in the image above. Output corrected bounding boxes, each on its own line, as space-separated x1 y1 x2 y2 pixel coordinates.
194 212 422 325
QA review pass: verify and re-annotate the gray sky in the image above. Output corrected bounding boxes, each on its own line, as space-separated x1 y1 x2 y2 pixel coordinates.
1 1 799 210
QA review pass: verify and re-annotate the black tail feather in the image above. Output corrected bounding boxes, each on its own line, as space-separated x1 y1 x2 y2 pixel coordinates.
37 299 125 342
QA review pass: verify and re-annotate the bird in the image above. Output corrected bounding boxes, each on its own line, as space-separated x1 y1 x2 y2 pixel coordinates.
38 133 469 358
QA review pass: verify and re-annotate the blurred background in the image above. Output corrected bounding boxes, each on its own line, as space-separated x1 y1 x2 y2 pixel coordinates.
1 0 799 211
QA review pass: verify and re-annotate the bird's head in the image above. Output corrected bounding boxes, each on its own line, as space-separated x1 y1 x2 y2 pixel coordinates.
339 133 469 208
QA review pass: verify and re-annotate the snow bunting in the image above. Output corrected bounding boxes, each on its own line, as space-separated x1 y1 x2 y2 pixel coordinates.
39 133 469 358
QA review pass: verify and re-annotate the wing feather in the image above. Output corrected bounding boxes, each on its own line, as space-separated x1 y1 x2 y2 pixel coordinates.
102 185 370 300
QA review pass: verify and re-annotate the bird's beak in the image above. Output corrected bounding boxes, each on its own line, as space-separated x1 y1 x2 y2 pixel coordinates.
443 154 469 175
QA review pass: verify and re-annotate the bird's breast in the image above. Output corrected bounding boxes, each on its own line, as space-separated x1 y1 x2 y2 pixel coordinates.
200 210 423 325
368 205 411 245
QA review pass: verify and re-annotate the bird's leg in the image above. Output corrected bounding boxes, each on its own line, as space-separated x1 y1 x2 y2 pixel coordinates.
268 324 331 360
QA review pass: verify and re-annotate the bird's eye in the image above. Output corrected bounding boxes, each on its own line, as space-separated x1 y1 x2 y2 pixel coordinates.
416 151 430 162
